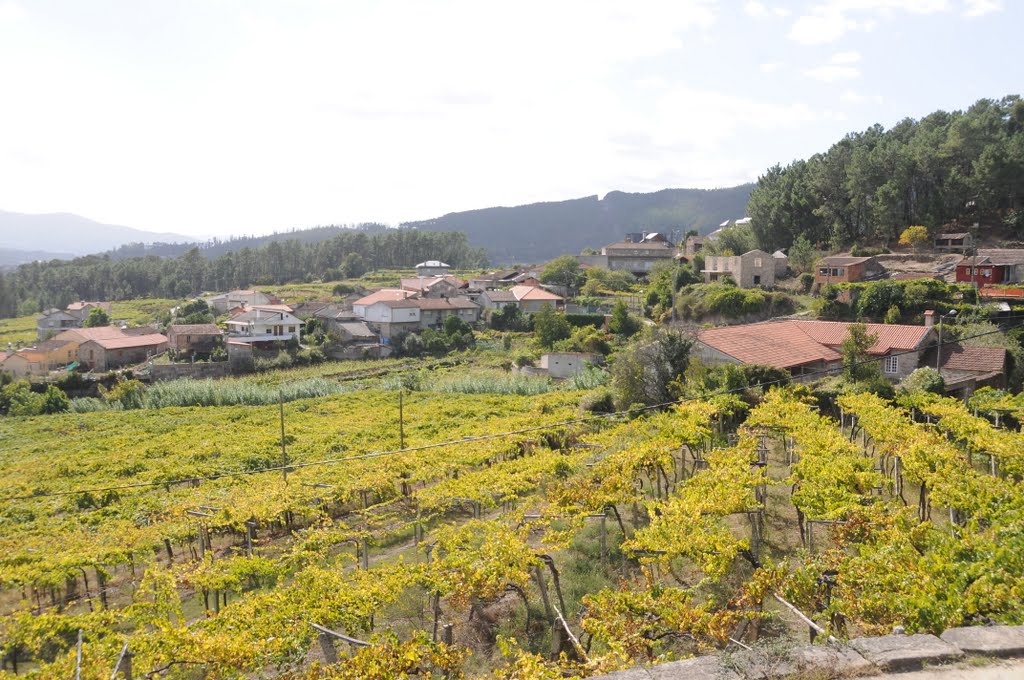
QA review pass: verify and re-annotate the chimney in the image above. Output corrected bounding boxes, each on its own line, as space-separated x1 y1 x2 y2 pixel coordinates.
924 310 936 328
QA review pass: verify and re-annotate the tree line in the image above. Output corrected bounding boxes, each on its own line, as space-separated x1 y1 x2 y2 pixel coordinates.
0 229 487 318
747 95 1024 252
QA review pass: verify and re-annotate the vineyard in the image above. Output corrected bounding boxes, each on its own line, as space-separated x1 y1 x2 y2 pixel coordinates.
0 379 1023 679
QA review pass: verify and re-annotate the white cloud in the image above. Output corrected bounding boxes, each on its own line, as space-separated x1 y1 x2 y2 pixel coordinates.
963 0 1002 17
745 1 792 19
840 89 884 104
759 61 783 73
830 50 862 64
804 64 861 82
804 51 864 81
787 0 952 44
745 1 770 17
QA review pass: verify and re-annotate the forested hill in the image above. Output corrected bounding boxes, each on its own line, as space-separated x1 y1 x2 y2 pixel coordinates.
0 230 486 318
747 95 1024 253
103 224 392 260
403 186 754 263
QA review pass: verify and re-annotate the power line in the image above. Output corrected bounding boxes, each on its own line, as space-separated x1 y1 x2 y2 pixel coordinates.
0 322 1019 504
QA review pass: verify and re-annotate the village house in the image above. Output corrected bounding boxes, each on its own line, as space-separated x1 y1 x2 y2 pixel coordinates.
772 250 789 278
468 270 541 291
48 326 152 368
480 286 564 313
415 260 451 277
923 344 1007 397
359 299 421 339
479 289 519 311
702 249 779 288
578 233 680 275
0 339 78 377
207 289 274 314
955 249 1024 286
78 334 169 371
539 352 601 379
413 297 481 328
934 232 974 253
682 235 705 260
694 318 936 382
814 255 885 288
36 301 112 340
166 324 224 356
510 285 564 313
400 276 465 298
224 306 303 343
36 309 82 340
334 321 378 344
352 289 416 318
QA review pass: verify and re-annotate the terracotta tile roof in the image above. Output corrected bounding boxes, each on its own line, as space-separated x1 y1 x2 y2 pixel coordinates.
697 319 933 370
34 339 74 352
337 322 377 338
168 324 222 335
67 301 110 312
84 334 168 350
510 285 563 302
484 290 518 302
380 299 421 309
413 297 480 310
697 322 842 369
794 320 932 354
924 344 1007 374
400 276 464 292
55 326 130 342
353 289 415 306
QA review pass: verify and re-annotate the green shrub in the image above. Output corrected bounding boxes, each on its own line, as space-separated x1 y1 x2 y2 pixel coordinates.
564 313 606 328
580 389 615 413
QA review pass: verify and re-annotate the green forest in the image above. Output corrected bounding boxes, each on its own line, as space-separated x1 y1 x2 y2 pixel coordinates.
747 95 1024 251
0 230 486 318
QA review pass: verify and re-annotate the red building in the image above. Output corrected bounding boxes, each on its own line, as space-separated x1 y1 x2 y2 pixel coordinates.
955 256 1008 285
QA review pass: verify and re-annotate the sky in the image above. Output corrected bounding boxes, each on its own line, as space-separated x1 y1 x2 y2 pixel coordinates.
0 0 1020 240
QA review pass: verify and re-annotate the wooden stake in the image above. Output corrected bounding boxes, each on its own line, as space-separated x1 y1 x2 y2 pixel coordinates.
279 393 288 483
74 629 83 680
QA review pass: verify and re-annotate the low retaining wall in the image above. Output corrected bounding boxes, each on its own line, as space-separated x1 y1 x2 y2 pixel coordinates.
598 626 1024 679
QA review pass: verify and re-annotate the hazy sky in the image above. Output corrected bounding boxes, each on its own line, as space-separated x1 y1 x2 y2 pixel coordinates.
0 0 1018 239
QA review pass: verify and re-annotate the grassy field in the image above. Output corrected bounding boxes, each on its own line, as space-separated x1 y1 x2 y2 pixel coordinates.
0 314 37 348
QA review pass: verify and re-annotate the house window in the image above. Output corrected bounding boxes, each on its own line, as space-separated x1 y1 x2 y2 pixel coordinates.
982 268 991 277
884 355 898 374
753 275 761 285
754 258 762 267
288 326 296 333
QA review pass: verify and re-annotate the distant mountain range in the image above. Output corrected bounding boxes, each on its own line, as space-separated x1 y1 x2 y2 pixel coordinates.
0 210 194 266
0 185 753 267
402 186 754 263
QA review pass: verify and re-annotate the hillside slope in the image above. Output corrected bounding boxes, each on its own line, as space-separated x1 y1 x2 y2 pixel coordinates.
0 210 194 256
403 186 753 263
